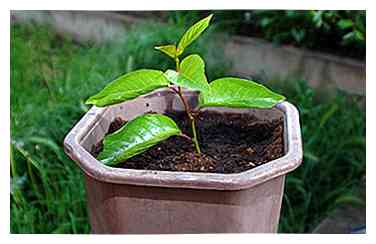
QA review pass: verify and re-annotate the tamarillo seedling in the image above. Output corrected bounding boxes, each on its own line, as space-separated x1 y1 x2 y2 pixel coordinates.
86 14 285 166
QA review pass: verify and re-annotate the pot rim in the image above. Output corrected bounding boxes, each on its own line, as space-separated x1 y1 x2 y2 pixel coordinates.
64 94 302 191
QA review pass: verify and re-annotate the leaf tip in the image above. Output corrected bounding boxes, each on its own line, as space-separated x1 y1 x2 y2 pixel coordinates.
85 97 94 105
207 14 214 21
276 93 287 103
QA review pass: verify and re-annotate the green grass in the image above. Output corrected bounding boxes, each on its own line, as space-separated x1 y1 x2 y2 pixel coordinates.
10 22 365 234
270 80 366 233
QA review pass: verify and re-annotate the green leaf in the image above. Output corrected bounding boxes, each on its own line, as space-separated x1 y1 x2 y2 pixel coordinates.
319 104 338 127
164 54 209 92
260 17 272 27
86 69 169 107
334 193 364 206
342 31 355 42
355 30 365 41
337 19 353 29
98 114 182 166
177 14 213 56
155 44 177 59
291 28 305 43
199 77 285 109
312 10 323 28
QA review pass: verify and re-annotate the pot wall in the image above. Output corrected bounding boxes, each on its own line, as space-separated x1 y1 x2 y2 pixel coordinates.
85 173 285 233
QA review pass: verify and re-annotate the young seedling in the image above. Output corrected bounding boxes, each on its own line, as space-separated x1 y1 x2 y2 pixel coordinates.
86 15 285 166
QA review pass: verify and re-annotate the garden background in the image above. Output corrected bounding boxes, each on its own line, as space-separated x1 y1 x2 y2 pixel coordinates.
10 10 365 233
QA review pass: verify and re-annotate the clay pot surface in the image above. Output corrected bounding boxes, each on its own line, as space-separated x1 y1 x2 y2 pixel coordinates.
64 89 303 233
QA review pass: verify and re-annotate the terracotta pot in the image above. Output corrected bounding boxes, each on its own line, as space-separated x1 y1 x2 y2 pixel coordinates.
63 89 303 234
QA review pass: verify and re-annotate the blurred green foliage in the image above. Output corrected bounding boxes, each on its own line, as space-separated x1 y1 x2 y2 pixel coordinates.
167 10 366 59
10 18 365 233
267 79 365 232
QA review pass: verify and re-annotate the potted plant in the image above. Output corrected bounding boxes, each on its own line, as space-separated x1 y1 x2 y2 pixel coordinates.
64 15 302 234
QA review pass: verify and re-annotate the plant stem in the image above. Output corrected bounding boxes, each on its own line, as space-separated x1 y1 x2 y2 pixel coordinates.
175 57 180 71
10 143 23 206
173 57 202 154
177 88 202 154
190 118 201 154
180 133 193 141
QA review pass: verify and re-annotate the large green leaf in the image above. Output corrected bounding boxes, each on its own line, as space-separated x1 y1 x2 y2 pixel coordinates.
86 69 169 107
98 114 182 166
154 44 177 59
199 77 285 109
164 54 209 92
177 14 213 56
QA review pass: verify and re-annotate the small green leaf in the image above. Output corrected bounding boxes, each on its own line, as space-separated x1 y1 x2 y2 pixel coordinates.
155 44 177 59
337 19 353 29
86 69 169 107
260 17 272 27
342 31 355 42
355 30 365 41
164 54 209 92
291 28 305 43
177 14 213 56
312 10 323 28
199 77 285 109
98 114 182 166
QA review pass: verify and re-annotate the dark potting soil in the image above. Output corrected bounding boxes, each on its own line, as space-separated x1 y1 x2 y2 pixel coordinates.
92 111 285 174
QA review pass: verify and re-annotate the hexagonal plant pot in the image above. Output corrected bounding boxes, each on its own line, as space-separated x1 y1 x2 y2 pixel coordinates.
63 89 303 234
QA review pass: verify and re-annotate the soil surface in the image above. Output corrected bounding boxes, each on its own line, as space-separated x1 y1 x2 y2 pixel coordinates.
92 111 285 174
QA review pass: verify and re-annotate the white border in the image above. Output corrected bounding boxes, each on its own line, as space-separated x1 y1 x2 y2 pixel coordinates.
5 0 369 10
2 0 373 243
